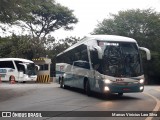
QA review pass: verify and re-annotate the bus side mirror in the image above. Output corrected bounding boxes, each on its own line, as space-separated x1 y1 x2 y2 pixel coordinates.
93 46 103 59
36 65 40 71
139 47 151 60
19 71 24 77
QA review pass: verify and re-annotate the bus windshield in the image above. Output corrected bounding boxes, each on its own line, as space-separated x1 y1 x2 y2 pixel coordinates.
99 41 142 77
26 63 37 76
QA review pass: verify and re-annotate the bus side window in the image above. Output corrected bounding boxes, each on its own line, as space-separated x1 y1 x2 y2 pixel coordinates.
0 61 15 69
73 61 90 69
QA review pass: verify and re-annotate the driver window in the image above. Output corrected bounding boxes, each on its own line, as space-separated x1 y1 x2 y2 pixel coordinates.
90 50 101 71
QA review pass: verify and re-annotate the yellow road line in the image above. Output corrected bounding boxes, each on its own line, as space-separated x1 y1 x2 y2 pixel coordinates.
143 92 160 120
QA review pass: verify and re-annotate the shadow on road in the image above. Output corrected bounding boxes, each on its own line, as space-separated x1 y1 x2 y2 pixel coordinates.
0 81 37 84
59 86 141 101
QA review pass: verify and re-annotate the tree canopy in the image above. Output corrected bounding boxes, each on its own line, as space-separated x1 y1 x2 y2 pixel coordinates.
93 9 160 84
94 9 160 49
0 0 78 38
0 0 22 23
0 0 79 57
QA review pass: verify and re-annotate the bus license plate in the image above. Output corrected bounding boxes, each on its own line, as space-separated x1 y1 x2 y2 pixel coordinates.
123 88 130 91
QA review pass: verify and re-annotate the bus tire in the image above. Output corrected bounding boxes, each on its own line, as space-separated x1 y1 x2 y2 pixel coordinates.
85 80 91 96
60 79 63 88
58 77 61 84
60 78 66 88
118 93 123 96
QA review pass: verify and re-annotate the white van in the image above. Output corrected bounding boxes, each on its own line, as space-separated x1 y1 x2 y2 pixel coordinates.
0 58 39 82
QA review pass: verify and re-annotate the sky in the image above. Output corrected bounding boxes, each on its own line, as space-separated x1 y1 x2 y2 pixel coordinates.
53 0 160 39
0 0 160 39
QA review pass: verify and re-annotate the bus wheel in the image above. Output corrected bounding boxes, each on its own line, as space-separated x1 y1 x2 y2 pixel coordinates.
60 78 65 88
58 77 61 84
60 79 63 88
118 93 123 96
85 80 91 96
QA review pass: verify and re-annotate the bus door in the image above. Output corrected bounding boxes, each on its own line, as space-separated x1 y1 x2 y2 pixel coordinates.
18 63 27 80
90 49 101 90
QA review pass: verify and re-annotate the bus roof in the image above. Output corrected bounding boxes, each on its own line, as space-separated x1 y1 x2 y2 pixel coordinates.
0 58 34 63
87 35 136 42
57 35 137 56
56 63 67 66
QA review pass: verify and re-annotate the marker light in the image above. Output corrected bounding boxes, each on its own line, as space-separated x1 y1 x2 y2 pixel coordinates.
139 79 144 84
104 79 111 84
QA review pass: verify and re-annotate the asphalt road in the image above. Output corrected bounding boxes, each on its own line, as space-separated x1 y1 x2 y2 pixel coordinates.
0 82 159 120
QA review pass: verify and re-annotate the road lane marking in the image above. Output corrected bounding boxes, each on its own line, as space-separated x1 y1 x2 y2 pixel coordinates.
143 92 160 120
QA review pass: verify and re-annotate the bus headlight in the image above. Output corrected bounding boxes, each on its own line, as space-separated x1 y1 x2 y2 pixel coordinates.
104 79 111 84
140 86 144 90
139 79 144 84
104 86 110 91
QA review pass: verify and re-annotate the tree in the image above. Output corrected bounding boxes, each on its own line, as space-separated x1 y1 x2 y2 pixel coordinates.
94 9 160 50
0 0 23 23
0 35 46 59
93 9 160 84
46 36 81 59
0 0 78 38
0 0 78 60
17 0 78 38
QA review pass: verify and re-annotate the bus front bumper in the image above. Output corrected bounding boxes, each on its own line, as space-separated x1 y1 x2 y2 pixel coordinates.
103 84 144 93
26 76 37 81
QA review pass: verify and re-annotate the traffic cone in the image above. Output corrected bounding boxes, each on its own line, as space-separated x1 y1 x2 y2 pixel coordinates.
10 75 15 84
